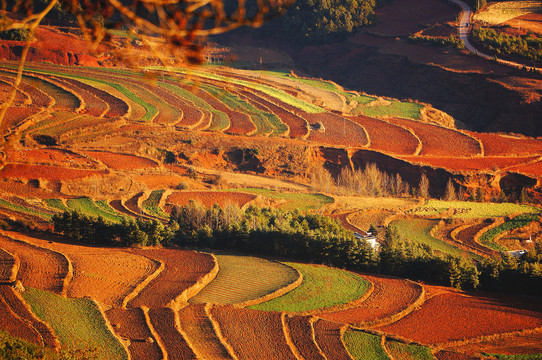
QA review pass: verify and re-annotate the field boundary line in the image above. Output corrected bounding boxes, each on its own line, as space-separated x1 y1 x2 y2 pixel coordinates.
0 294 44 345
236 262 303 308
206 304 240 360
171 305 204 360
122 257 165 309
360 280 425 328
92 298 131 360
168 252 219 310
282 312 305 360
0 247 20 283
381 335 395 360
142 306 168 360
339 324 356 360
309 317 329 360
380 118 422 155
460 130 485 157
25 71 85 113
449 222 494 257
435 324 542 350
472 217 504 252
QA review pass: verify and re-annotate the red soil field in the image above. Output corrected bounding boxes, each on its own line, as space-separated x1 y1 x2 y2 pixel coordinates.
285 315 326 360
435 350 482 360
17 80 53 108
5 148 98 169
109 199 142 219
2 107 39 130
379 288 542 344
0 285 57 348
503 12 542 36
149 307 197 360
448 329 542 355
318 274 422 327
58 77 129 118
398 155 537 173
454 222 498 257
132 174 185 189
0 247 17 283
306 113 370 148
210 306 297 360
390 118 482 157
350 115 420 155
0 292 42 345
127 248 215 309
81 151 158 170
22 72 81 110
312 320 351 360
507 159 542 177
166 191 256 208
0 234 68 294
466 131 542 156
420 24 456 37
106 307 162 360
51 76 108 117
177 304 231 360
0 180 65 199
0 164 105 181
0 78 28 105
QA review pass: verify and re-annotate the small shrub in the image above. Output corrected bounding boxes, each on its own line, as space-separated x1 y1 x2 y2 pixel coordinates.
176 181 189 190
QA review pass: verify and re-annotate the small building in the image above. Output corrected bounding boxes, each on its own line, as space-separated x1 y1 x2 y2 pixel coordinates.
354 232 380 251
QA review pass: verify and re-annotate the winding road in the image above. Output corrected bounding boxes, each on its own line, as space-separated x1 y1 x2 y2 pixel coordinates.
450 0 542 72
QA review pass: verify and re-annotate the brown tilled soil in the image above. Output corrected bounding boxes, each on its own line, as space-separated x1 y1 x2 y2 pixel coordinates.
0 248 17 283
166 191 256 209
210 306 297 360
0 293 42 345
285 315 326 360
149 307 197 360
106 307 162 360
447 328 542 355
313 320 351 360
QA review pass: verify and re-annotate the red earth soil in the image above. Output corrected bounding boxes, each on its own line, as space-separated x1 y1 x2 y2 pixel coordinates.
236 88 308 138
285 315 326 360
177 304 231 360
434 350 483 360
0 180 65 199
149 307 197 360
0 164 105 181
0 234 68 294
0 247 17 283
5 148 98 169
51 76 108 117
106 307 162 360
379 288 542 345
318 274 422 327
454 222 498 257
0 291 42 345
0 79 27 105
58 77 129 118
447 329 542 355
126 248 215 309
507 159 542 177
420 24 456 37
466 131 542 157
11 78 53 108
332 212 363 234
21 72 81 110
503 12 542 36
2 107 39 130
397 155 537 172
390 118 482 157
124 192 146 216
306 113 370 148
166 191 256 209
350 115 420 155
129 80 184 125
313 320 351 360
210 306 297 360
0 285 57 348
81 151 158 170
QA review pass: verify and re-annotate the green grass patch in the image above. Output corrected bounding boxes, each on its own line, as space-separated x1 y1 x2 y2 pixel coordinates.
22 287 127 360
410 200 540 219
250 262 371 312
479 213 540 252
484 354 542 360
44 199 69 211
351 99 424 120
224 188 333 211
155 67 325 113
386 340 435 360
66 198 125 223
142 190 169 219
343 330 389 360
391 219 475 258
0 198 52 220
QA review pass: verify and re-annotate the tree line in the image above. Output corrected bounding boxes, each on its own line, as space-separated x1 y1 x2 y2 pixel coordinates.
52 202 542 296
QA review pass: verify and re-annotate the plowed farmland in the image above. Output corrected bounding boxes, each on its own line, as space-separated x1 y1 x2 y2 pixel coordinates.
0 248 17 283
312 320 351 360
379 287 542 344
149 307 197 360
81 151 158 170
166 191 256 208
285 315 326 360
210 306 297 360
398 155 538 172
0 164 105 181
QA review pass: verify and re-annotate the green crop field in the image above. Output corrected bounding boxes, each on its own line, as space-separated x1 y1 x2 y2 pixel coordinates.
343 330 390 360
44 199 69 211
22 288 127 360
225 188 333 211
479 213 540 251
250 262 371 312
485 354 542 360
66 198 126 223
351 99 424 120
409 199 540 219
386 340 435 360
391 219 477 258
0 198 52 220
142 190 169 219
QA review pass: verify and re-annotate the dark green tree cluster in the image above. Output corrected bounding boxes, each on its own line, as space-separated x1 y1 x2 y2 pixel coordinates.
407 34 464 49
52 211 175 247
473 27 542 65
173 201 379 271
